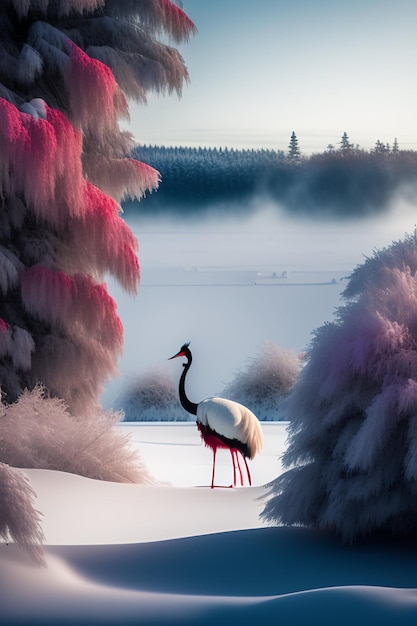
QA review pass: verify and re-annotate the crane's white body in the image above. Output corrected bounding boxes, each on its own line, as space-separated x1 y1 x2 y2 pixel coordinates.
197 397 263 459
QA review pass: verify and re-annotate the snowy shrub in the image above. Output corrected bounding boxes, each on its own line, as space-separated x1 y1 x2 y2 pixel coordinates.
0 462 45 565
0 385 153 484
222 341 301 420
115 368 191 421
262 232 417 540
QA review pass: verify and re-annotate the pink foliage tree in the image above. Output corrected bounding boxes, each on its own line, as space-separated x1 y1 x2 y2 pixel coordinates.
0 0 195 559
0 0 195 412
262 233 417 540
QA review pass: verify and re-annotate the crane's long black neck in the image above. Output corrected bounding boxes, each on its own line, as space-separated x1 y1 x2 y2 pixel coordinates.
179 353 198 416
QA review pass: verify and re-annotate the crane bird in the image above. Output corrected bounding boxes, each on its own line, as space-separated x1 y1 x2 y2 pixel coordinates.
169 342 263 488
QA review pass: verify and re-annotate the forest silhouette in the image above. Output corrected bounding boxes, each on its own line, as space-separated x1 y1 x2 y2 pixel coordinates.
127 141 417 218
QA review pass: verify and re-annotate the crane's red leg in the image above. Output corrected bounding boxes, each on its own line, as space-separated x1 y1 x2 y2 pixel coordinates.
240 452 252 486
235 450 244 486
229 449 244 486
211 447 217 489
229 449 237 487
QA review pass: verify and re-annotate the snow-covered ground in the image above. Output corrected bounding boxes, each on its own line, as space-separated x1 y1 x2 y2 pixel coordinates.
3 206 417 624
2 422 417 625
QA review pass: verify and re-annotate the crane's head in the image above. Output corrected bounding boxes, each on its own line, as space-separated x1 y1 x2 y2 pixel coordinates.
168 342 191 361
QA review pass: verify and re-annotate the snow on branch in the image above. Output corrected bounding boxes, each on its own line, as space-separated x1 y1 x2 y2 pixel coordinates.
106 0 197 43
79 15 191 97
8 0 104 19
17 44 43 85
0 247 20 294
0 321 35 372
0 319 13 357
11 327 35 371
27 20 70 75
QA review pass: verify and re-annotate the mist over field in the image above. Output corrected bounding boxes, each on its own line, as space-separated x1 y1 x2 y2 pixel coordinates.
104 197 417 418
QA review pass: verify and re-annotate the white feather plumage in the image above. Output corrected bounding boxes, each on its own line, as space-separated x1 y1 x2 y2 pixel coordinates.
197 397 263 459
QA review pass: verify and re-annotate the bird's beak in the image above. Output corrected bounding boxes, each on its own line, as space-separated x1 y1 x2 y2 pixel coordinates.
168 350 185 360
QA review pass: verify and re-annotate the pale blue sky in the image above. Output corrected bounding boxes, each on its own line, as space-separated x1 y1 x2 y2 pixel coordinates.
127 0 417 153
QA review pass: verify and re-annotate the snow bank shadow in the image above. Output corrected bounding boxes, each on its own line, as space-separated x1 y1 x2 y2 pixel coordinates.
50 527 417 597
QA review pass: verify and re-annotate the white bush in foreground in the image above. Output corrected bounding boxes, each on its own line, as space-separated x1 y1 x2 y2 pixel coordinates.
262 233 417 540
0 385 153 484
223 341 301 420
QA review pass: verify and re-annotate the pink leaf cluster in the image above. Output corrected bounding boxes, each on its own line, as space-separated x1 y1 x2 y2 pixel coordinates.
69 182 141 291
0 97 144 409
66 41 128 142
19 267 124 414
0 99 84 224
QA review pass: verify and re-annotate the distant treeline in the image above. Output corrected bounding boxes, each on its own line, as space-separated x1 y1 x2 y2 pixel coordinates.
125 144 417 218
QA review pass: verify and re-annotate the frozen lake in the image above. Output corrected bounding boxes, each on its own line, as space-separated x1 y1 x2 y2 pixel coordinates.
103 204 417 406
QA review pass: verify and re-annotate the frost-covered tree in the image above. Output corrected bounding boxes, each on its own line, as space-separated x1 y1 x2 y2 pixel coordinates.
222 341 301 421
0 0 195 414
0 0 195 560
262 232 417 540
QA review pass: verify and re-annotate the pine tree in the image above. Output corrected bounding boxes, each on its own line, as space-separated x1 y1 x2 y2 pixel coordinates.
262 233 417 541
374 139 387 154
340 131 352 152
0 0 196 415
288 131 301 162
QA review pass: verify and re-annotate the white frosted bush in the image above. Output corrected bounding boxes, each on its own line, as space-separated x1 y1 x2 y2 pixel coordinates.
0 385 153 483
262 233 417 540
115 368 191 421
222 341 301 420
